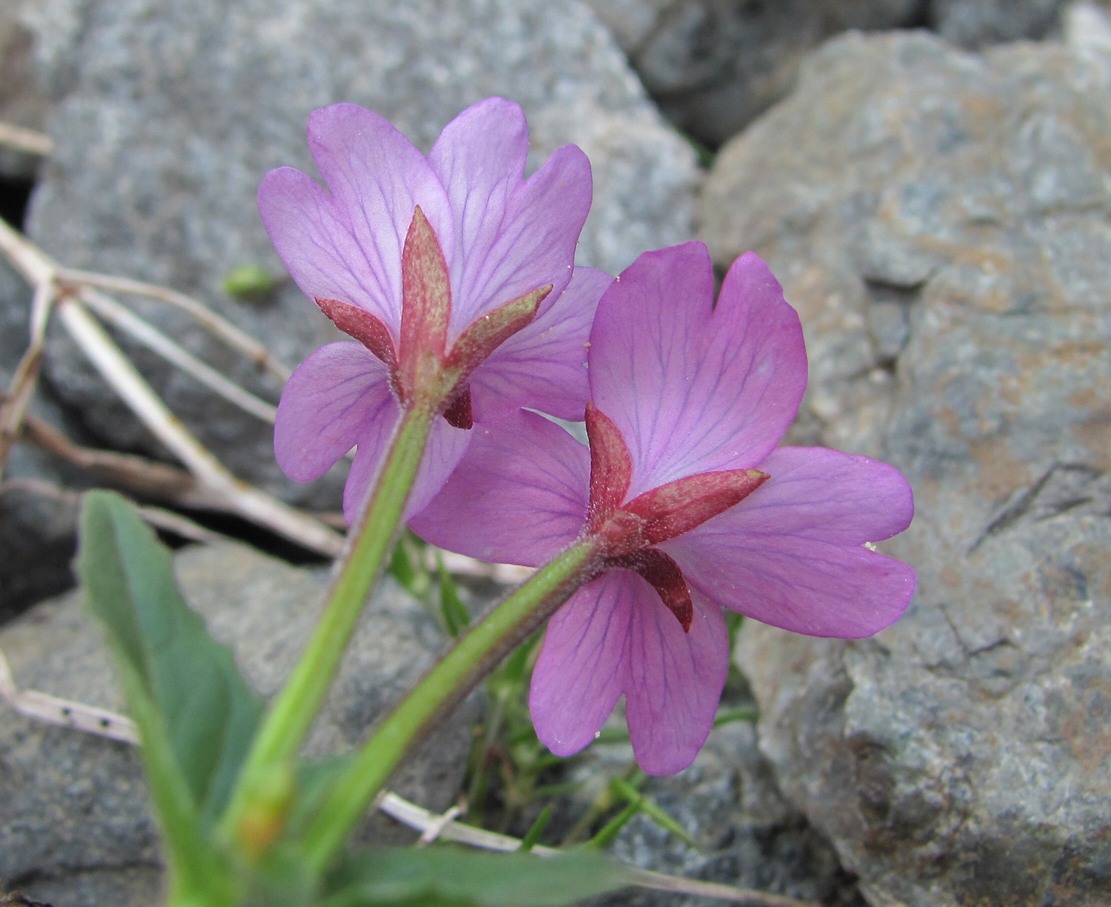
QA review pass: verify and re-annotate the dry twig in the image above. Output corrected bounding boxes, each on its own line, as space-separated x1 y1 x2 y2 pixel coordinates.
0 121 52 157
0 217 344 558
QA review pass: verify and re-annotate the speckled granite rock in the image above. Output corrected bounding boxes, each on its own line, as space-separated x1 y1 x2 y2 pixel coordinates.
582 0 922 147
21 0 697 508
0 539 475 907
580 1 1090 148
931 0 1069 46
584 717 865 907
701 30 1111 906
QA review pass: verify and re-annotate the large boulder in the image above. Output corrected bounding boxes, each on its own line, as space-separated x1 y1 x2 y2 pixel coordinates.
582 0 922 146
701 30 1111 906
930 0 1070 46
21 0 698 508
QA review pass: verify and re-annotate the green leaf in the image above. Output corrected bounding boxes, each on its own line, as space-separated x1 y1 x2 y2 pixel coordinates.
223 264 280 300
518 805 553 852
437 553 470 638
609 778 698 849
78 491 264 826
321 846 631 907
388 531 431 600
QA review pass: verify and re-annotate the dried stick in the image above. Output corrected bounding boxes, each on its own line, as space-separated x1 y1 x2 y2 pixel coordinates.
60 268 291 383
0 122 52 157
0 280 54 477
0 217 343 558
375 794 820 906
0 648 139 745
56 299 342 556
76 286 278 424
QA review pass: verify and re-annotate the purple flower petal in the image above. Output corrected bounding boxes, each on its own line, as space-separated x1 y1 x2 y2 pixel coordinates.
430 100 591 336
529 571 729 774
469 267 612 421
665 447 917 638
410 410 588 565
274 343 393 483
343 414 472 524
589 244 807 497
259 104 454 338
529 573 633 758
624 587 729 775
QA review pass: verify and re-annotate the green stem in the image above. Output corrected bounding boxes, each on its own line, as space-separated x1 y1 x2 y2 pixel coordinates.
300 537 598 874
218 405 435 849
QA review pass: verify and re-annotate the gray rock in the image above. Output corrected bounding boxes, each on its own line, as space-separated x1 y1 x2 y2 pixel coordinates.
702 30 1111 905
0 538 475 906
930 0 1069 46
580 716 864 907
582 0 923 147
20 0 697 509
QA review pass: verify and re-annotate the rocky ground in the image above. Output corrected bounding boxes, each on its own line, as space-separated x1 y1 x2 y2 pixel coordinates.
1 1 1109 905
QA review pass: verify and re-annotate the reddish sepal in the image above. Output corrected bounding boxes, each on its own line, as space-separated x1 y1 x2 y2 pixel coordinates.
399 206 452 400
612 547 694 632
585 404 632 532
314 297 398 371
625 468 769 544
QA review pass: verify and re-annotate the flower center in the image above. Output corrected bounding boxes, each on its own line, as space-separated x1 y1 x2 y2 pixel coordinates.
313 206 551 428
584 403 769 631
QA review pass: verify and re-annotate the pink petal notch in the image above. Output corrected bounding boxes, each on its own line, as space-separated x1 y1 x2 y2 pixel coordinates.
589 243 807 493
262 99 599 518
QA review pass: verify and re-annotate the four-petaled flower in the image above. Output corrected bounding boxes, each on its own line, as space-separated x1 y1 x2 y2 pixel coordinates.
261 99 611 518
413 242 916 774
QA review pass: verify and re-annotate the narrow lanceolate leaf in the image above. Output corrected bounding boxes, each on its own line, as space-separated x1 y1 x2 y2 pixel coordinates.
78 491 264 827
321 846 632 907
399 205 452 400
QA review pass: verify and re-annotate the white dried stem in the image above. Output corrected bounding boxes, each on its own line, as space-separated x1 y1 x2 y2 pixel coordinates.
0 122 52 157
432 550 532 585
0 218 342 557
0 648 139 745
77 286 278 424
0 280 55 477
60 268 292 384
57 294 343 556
375 793 820 907
0 218 54 287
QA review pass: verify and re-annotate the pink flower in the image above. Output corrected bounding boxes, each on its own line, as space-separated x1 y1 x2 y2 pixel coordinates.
412 242 916 774
261 99 609 519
